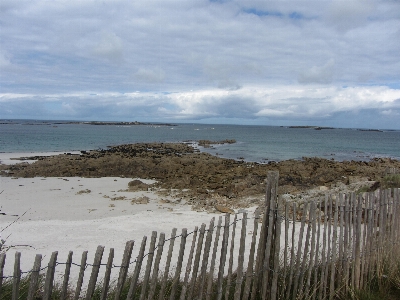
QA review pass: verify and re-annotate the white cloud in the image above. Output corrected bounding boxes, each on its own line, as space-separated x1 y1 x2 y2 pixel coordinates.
92 31 123 63
326 0 375 32
134 68 165 83
298 59 335 84
3 85 399 126
0 0 399 128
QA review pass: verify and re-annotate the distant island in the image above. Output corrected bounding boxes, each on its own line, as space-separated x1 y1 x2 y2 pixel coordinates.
0 120 177 126
79 121 177 126
288 126 335 130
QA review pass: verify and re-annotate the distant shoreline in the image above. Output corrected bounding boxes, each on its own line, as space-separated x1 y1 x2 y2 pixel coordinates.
0 120 177 126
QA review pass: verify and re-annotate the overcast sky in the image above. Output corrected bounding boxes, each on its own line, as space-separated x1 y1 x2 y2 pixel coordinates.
1 0 400 129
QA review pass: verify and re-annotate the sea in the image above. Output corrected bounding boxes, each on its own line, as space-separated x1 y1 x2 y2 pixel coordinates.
1 119 400 163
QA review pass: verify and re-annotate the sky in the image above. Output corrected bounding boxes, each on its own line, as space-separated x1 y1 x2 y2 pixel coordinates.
0 0 400 129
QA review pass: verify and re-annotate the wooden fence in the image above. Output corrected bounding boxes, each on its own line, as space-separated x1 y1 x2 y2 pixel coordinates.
1 171 400 299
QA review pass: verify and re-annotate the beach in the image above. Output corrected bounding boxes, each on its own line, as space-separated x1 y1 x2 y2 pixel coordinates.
1 146 400 289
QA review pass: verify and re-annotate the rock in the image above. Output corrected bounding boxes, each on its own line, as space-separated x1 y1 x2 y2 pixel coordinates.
128 180 149 191
131 196 150 204
214 205 235 214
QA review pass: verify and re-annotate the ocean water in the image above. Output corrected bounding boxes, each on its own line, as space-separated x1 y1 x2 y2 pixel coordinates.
1 119 399 162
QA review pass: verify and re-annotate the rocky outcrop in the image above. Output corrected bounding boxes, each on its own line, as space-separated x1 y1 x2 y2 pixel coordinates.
2 143 400 211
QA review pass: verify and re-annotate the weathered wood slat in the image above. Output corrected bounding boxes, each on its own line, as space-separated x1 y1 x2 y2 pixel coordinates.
115 240 134 300
298 203 312 299
74 251 88 300
169 228 188 300
261 171 279 300
270 195 282 300
0 253 6 299
312 200 322 300
234 212 248 300
43 251 58 300
101 248 114 300
304 202 316 299
354 194 362 289
148 232 166 300
27 254 42 300
197 218 215 299
139 232 157 300
224 214 237 300
188 223 206 300
242 210 260 300
286 202 297 300
128 236 148 300
318 196 328 300
180 226 198 300
12 251 21 300
292 202 307 298
343 196 350 292
158 228 177 300
60 251 73 300
337 194 345 288
250 174 277 300
283 202 289 298
205 216 222 300
216 214 230 300
329 197 339 300
86 246 104 300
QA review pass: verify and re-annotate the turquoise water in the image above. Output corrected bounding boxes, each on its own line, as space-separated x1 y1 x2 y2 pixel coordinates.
1 120 399 162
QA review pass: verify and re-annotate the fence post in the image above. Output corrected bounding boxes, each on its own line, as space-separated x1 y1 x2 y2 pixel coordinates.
148 232 166 300
242 210 261 300
127 236 147 299
86 246 105 300
225 215 237 300
101 248 114 300
115 240 134 300
158 228 177 300
27 254 42 300
216 214 230 300
74 251 88 300
198 218 215 299
60 251 73 300
188 223 206 300
140 232 157 300
205 216 223 300
0 253 6 298
169 228 188 300
180 226 199 300
261 171 279 300
43 251 58 300
234 212 248 300
12 252 21 300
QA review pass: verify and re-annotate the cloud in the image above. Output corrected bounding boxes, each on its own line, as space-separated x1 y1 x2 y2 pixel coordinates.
0 52 12 68
92 31 123 63
2 85 400 128
0 0 399 128
326 0 374 32
134 68 165 83
298 59 335 84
